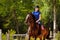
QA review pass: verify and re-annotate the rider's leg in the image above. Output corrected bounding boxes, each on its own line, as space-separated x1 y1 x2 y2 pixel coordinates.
38 22 41 35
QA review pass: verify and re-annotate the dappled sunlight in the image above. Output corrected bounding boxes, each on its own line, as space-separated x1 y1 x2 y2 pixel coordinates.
36 37 40 40
25 36 40 40
30 36 35 40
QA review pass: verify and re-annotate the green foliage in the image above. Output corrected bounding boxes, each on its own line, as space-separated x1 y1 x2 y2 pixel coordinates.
56 0 60 30
2 33 6 40
2 29 16 40
0 0 33 33
55 32 60 40
10 29 16 40
0 0 60 34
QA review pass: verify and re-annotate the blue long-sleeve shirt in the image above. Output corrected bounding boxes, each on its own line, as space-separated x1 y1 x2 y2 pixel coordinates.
32 11 41 20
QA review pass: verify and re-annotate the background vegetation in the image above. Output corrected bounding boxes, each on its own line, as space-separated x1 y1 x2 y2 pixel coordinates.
0 0 60 40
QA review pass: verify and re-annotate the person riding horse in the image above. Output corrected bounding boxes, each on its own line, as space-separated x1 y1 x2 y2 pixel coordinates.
25 12 49 40
25 6 49 40
27 6 41 34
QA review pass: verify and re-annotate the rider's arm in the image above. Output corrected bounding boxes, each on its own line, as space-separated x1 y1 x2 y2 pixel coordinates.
36 14 41 22
39 14 41 20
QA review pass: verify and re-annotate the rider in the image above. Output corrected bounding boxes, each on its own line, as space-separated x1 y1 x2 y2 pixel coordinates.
32 5 41 25
32 5 41 35
32 6 44 30
26 6 41 34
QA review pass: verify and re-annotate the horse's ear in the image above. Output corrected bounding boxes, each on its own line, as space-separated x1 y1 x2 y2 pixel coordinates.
28 12 32 14
27 12 30 16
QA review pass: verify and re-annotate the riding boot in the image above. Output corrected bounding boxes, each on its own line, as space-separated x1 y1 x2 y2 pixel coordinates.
38 24 41 35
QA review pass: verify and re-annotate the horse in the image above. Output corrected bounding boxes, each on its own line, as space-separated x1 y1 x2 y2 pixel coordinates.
38 25 49 40
25 12 49 40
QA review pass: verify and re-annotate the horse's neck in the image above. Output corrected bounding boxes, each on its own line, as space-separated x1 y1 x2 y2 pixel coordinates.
30 22 36 29
30 23 35 28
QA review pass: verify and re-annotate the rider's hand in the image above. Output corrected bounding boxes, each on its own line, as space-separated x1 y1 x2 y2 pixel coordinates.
36 20 39 23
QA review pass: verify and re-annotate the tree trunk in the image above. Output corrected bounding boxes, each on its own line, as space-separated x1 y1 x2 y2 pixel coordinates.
0 29 2 40
13 8 20 40
13 9 19 34
53 0 56 39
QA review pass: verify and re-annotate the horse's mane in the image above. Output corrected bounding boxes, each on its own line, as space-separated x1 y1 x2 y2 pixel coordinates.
28 12 36 22
28 12 37 29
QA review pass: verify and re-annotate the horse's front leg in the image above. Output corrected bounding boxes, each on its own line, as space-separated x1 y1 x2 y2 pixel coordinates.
27 27 30 40
29 37 30 40
35 36 37 40
35 37 36 40
29 34 32 40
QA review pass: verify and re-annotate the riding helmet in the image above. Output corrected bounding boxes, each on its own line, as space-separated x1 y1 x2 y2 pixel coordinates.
34 5 39 8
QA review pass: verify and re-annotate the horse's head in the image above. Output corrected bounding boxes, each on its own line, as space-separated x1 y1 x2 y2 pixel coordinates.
25 12 36 25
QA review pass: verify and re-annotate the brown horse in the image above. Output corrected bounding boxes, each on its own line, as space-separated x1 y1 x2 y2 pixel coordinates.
38 25 49 40
25 12 49 40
